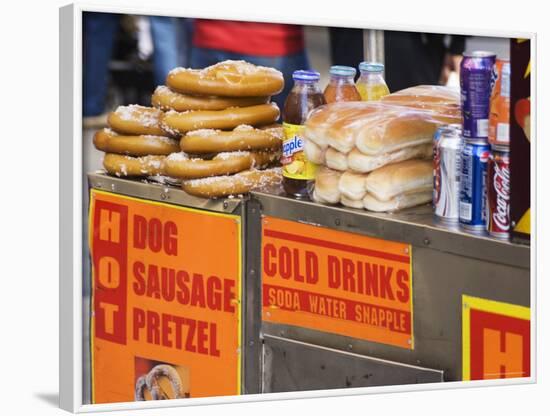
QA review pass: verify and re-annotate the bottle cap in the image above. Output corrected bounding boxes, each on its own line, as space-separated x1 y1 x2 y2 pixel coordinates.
329 65 356 77
292 70 321 82
359 62 384 73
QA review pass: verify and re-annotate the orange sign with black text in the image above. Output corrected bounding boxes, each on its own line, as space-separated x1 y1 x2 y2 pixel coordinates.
262 216 413 349
89 190 242 404
462 295 530 380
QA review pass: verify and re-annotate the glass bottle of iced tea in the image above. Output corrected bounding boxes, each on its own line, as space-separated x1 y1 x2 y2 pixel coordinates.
281 70 326 199
356 62 390 101
324 65 361 103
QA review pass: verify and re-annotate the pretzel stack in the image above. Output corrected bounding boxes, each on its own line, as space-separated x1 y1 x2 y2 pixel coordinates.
92 60 285 197
93 105 179 179
154 60 285 197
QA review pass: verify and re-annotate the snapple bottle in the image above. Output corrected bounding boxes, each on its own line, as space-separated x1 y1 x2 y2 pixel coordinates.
356 62 390 101
282 70 326 199
324 65 361 103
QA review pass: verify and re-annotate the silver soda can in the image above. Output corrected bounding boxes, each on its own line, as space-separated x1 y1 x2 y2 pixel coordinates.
433 124 464 224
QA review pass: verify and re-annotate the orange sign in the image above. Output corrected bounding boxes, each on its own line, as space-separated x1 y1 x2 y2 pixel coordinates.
89 190 242 404
462 295 530 381
262 216 413 349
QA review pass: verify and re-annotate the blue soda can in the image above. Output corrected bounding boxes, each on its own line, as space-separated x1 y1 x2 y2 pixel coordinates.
460 51 497 139
459 139 490 233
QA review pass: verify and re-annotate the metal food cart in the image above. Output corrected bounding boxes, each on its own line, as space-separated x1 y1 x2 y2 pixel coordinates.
85 173 530 400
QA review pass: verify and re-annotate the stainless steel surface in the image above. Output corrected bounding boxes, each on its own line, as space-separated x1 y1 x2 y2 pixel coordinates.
262 335 443 393
251 191 529 269
363 30 385 67
252 191 530 382
82 179 530 392
88 172 242 214
243 198 263 394
260 242 529 381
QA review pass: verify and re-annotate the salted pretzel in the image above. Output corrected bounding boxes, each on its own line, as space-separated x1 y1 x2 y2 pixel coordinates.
152 85 269 111
134 376 149 401
93 128 179 156
102 153 165 177
180 124 282 154
160 103 280 135
163 150 279 179
145 364 185 400
181 167 282 198
166 60 284 97
107 105 167 136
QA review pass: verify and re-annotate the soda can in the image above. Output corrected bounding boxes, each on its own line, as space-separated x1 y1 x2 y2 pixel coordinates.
459 140 491 233
433 124 463 224
460 51 497 139
488 59 511 146
486 145 511 239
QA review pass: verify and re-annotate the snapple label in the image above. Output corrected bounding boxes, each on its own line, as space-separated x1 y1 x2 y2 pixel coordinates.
282 123 318 180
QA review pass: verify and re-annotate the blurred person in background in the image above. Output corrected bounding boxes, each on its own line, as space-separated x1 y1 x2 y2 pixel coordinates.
147 17 179 86
83 12 190 126
190 19 310 109
82 12 119 123
329 27 364 78
327 29 465 92
384 31 465 91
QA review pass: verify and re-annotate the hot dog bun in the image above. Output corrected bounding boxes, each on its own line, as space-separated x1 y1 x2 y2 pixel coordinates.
363 190 432 212
365 159 432 202
338 171 368 201
314 167 342 204
325 147 349 171
347 143 432 173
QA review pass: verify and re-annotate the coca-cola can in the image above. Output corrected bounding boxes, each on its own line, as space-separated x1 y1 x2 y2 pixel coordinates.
433 124 463 224
486 145 511 239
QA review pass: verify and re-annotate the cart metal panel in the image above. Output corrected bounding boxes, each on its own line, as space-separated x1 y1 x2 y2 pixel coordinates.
252 191 529 269
262 335 443 393
251 191 530 383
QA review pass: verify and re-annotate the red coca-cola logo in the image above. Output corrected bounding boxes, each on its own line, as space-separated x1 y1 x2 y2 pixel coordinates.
491 160 510 231
480 150 490 163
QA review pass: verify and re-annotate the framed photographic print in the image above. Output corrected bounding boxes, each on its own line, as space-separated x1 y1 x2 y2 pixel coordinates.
60 2 534 412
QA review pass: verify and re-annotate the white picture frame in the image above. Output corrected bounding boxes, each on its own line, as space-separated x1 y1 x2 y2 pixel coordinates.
59 2 536 412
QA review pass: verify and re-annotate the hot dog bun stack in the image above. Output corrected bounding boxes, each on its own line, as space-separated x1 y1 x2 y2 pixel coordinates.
305 85 460 212
93 105 180 180
153 60 285 197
